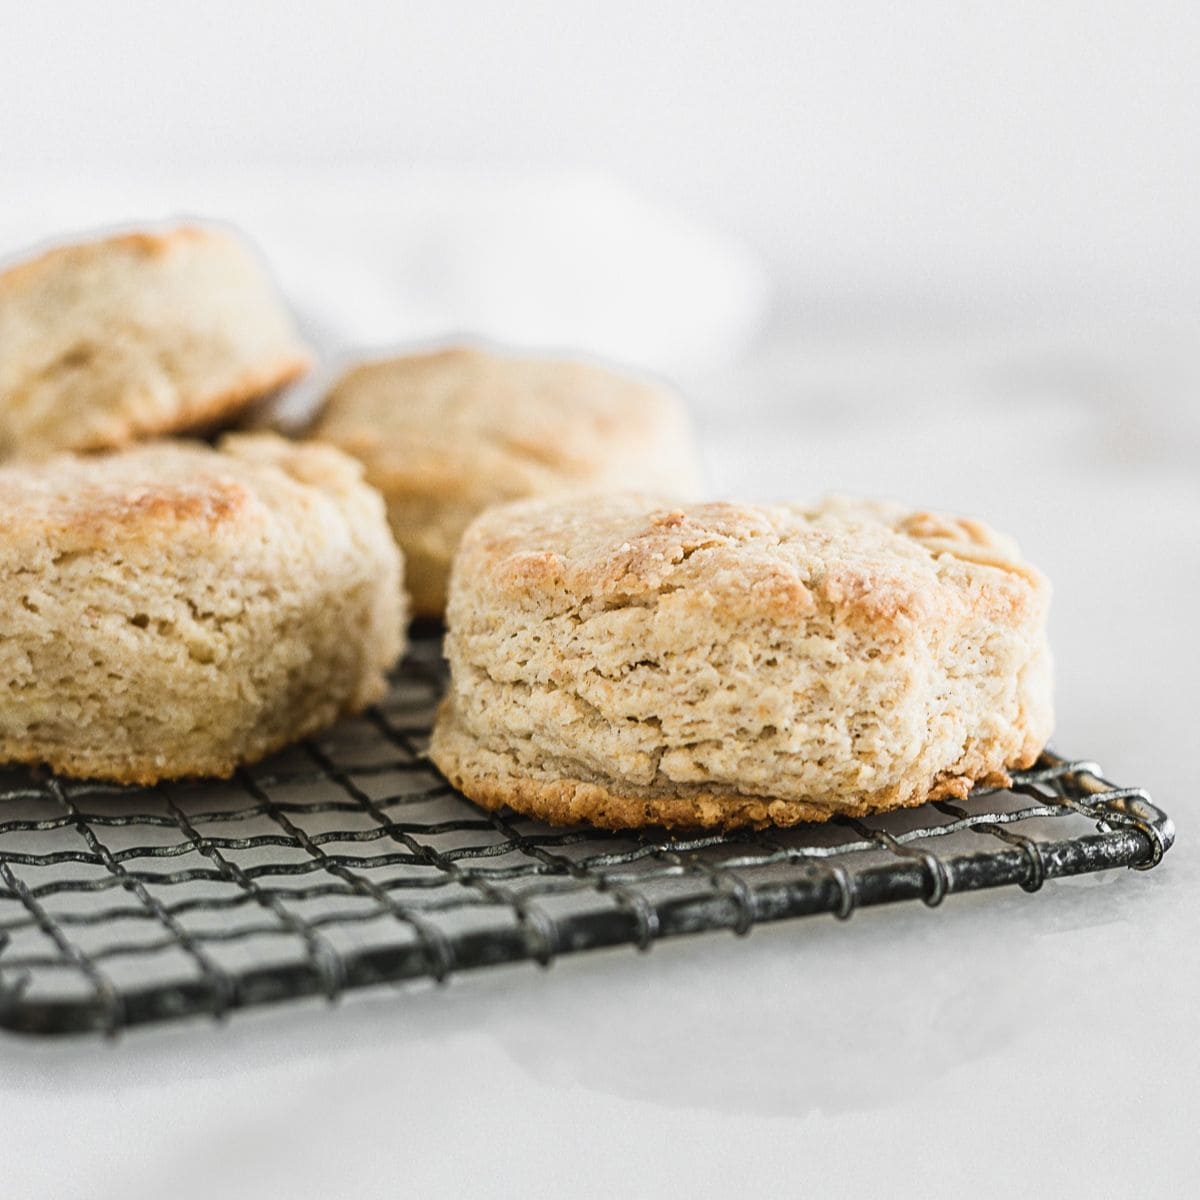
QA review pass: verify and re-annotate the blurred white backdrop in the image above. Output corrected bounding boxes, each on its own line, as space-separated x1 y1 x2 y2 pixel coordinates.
2 0 1197 320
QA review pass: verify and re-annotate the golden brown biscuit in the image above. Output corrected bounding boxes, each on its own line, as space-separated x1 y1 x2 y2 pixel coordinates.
307 346 701 615
0 226 311 459
0 434 405 783
430 494 1053 830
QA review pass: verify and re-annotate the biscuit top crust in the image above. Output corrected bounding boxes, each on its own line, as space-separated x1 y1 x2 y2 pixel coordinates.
0 434 368 556
310 347 695 494
0 224 312 460
453 494 1049 628
0 226 215 292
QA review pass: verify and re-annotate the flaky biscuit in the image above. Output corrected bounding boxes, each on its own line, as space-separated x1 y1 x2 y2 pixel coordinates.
307 346 701 615
430 494 1053 830
0 434 405 783
0 226 311 459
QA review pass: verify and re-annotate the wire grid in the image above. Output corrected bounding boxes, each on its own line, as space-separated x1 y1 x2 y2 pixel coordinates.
0 634 1175 1037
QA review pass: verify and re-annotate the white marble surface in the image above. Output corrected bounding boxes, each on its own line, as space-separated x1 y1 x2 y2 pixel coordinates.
4 314 1196 1199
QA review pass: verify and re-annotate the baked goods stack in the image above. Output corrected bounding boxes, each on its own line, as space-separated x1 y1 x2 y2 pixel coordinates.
0 222 1053 830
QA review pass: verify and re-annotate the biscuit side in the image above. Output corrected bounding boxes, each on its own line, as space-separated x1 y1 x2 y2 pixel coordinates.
0 437 404 782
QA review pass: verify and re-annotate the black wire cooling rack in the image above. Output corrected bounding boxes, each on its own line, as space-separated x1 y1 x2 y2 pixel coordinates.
0 634 1174 1037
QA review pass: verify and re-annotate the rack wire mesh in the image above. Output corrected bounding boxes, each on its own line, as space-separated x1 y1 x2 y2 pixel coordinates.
0 633 1174 1037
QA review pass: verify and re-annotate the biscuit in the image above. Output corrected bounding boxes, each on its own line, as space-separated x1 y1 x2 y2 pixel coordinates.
0 434 406 784
430 494 1053 830
307 346 701 615
0 226 312 459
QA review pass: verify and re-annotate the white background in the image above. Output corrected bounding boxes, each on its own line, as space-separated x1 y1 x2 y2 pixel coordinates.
1 3 1198 1198
3 0 1198 316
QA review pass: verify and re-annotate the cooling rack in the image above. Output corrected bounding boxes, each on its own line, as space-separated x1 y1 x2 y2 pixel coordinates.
0 634 1174 1037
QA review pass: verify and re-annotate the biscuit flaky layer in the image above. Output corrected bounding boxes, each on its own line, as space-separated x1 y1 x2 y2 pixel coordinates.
308 346 701 615
430 494 1054 831
0 226 312 459
0 435 406 783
